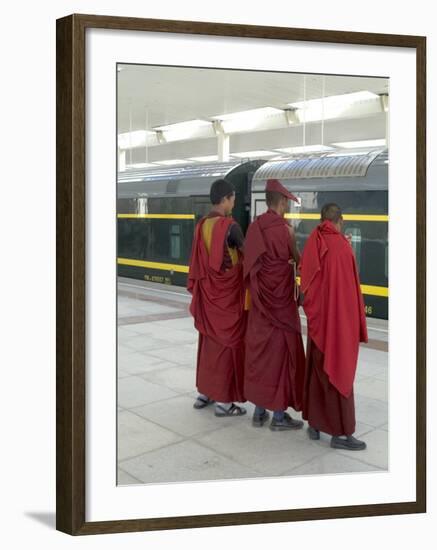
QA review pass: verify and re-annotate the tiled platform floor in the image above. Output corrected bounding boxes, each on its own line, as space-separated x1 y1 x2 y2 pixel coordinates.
117 278 388 485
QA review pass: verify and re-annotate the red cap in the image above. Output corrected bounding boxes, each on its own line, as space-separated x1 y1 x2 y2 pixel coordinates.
265 179 299 203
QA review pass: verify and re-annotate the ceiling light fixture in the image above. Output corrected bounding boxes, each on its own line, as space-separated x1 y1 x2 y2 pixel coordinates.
211 107 284 134
154 119 214 142
326 151 370 157
331 139 386 148
118 130 157 149
154 159 192 166
232 150 279 159
188 155 222 162
277 145 334 154
125 163 157 169
288 91 380 124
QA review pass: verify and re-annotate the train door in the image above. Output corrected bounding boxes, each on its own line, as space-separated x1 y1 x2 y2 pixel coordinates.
237 171 255 234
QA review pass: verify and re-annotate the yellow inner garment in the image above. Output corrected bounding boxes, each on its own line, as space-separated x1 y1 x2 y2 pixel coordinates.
201 216 238 267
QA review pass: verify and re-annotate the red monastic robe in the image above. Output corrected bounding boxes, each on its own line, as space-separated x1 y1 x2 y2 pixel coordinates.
243 209 306 411
300 220 368 436
187 212 246 402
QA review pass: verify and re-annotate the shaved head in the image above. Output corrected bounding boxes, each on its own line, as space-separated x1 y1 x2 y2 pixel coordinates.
321 203 342 224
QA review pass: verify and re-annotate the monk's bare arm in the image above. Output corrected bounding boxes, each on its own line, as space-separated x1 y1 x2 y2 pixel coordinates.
228 223 245 253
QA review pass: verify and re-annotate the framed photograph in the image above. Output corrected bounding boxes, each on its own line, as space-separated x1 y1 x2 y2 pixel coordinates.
56 13 426 535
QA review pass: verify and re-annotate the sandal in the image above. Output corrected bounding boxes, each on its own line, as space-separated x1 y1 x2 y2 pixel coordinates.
193 396 214 409
214 403 247 417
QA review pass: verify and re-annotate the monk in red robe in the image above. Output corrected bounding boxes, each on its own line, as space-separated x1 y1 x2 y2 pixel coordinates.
187 178 247 417
300 203 368 450
243 179 306 431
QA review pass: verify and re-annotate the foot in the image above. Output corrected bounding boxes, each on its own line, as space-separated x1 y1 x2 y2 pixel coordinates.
193 395 214 409
269 412 304 431
307 426 320 440
214 403 247 417
331 435 367 451
252 409 270 427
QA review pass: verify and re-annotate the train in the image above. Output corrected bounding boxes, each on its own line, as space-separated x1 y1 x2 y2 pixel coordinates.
117 150 388 319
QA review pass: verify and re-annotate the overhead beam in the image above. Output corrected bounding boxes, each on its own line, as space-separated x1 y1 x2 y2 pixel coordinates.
127 113 386 165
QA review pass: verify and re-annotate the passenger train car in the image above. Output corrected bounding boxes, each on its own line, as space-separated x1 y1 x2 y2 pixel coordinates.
250 150 388 319
117 160 264 286
117 151 388 319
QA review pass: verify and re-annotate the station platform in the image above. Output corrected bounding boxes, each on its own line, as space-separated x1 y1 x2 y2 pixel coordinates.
117 277 388 486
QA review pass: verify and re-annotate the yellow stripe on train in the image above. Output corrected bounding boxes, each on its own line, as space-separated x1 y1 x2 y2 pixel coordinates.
295 276 388 297
117 214 195 219
359 284 389 297
118 259 389 297
284 213 389 222
117 258 189 273
117 213 388 222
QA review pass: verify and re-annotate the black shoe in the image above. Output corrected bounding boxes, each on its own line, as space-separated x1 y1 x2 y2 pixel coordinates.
331 435 367 451
269 412 304 431
307 426 320 440
252 409 270 427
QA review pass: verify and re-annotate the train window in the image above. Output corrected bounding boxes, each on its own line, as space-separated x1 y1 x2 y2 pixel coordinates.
346 226 362 269
170 224 181 259
385 244 388 279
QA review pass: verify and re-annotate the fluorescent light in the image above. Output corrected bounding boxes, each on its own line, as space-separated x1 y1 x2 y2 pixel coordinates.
118 130 157 149
188 155 220 162
155 159 191 166
211 107 281 121
290 91 378 109
289 91 380 123
155 119 211 131
277 145 334 154
326 151 369 157
232 150 278 158
154 119 213 142
331 139 386 148
125 163 157 169
212 107 284 134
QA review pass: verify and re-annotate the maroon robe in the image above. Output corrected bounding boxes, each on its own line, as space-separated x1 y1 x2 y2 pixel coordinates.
304 337 356 436
243 209 306 411
300 220 368 436
187 212 246 402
